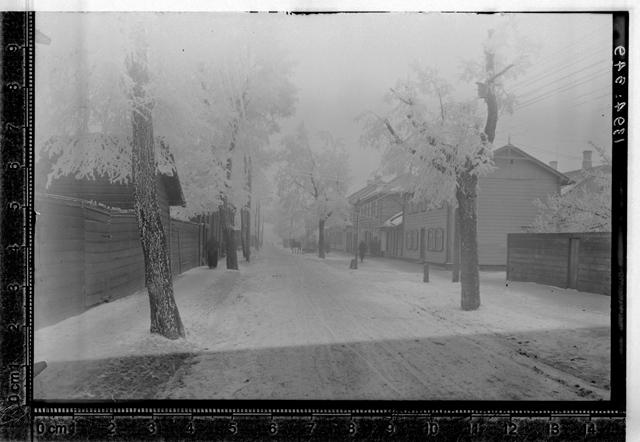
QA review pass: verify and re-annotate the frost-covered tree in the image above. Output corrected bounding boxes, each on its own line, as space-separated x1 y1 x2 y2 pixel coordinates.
276 124 350 258
532 143 611 233
272 193 307 245
178 31 296 268
361 26 532 310
36 15 190 338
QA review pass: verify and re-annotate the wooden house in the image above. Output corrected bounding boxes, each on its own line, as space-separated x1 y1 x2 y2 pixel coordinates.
562 150 612 195
346 177 404 256
36 140 186 236
400 143 570 266
34 141 204 328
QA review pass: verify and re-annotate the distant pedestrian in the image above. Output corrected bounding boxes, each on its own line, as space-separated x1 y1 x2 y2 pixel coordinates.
207 236 219 269
358 240 367 263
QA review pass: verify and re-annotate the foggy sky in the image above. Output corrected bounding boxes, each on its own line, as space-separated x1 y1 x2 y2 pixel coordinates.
266 13 612 191
37 12 613 193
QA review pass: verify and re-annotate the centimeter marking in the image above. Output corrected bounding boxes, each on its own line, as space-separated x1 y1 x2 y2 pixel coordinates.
30 411 624 439
2 12 33 423
33 407 623 416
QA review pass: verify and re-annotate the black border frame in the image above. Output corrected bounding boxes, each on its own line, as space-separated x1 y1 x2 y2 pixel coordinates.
0 9 627 440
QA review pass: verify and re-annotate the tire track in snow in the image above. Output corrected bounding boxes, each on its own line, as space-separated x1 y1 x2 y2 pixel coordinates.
308 256 609 400
290 254 405 398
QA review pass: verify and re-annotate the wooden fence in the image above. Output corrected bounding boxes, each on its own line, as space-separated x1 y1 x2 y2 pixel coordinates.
506 232 611 295
35 194 207 329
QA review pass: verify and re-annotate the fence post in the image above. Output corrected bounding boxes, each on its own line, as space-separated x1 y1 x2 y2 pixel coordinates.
423 262 429 283
177 226 182 274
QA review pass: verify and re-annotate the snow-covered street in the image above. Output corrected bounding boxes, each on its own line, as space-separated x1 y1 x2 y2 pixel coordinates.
35 243 610 401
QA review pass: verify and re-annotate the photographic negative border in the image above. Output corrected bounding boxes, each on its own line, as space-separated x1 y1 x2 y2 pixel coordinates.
0 9 627 440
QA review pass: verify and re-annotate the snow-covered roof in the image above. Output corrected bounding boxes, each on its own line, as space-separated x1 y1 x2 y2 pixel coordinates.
347 179 388 204
382 174 414 193
494 144 571 186
37 135 186 207
563 164 611 184
381 211 403 228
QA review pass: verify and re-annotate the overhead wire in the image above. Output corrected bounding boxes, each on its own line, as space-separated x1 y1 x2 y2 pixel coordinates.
514 70 609 110
507 22 610 88
512 57 609 99
509 50 608 94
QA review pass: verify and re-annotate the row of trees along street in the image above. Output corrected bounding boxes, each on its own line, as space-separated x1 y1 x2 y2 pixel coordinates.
274 124 351 259
38 16 539 338
37 16 297 339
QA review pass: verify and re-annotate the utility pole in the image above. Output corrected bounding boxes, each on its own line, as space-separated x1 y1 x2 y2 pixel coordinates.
353 201 360 269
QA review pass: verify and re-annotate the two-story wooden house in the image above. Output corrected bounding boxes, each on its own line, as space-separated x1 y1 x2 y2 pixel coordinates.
343 176 405 257
400 143 570 266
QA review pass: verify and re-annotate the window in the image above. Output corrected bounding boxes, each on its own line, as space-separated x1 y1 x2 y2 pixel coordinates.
427 228 445 252
435 228 444 251
405 232 410 249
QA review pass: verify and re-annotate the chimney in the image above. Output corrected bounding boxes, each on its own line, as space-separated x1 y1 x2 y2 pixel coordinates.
582 150 592 170
549 161 558 170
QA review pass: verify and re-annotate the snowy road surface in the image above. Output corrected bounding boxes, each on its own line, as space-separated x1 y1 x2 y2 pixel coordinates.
35 243 610 400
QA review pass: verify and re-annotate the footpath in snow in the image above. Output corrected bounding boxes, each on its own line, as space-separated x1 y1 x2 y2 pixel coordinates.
34 244 610 400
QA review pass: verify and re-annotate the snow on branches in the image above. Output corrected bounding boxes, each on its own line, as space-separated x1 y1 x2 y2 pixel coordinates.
360 67 494 208
276 124 351 228
531 143 611 233
37 14 296 221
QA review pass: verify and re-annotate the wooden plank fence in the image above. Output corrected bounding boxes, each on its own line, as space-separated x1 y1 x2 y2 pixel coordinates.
35 194 207 329
507 232 611 295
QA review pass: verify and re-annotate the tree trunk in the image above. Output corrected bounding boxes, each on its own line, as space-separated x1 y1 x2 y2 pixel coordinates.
452 207 460 282
222 200 238 270
240 208 248 261
245 208 251 260
254 202 260 250
318 218 326 258
244 155 252 261
456 171 480 310
127 43 184 339
216 208 226 258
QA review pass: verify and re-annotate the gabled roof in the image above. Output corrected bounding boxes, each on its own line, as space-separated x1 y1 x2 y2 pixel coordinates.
382 174 413 194
494 143 571 185
36 135 186 207
563 164 611 184
347 179 388 204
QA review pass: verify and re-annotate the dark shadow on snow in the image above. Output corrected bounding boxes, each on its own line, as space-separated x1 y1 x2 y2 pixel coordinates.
34 326 610 402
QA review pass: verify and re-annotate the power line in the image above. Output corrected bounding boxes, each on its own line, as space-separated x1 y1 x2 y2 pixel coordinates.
515 70 609 110
516 67 609 107
509 50 607 93
512 58 609 99
508 23 610 86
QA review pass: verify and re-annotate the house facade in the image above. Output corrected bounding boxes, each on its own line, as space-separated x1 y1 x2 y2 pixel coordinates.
342 177 404 256
401 143 570 266
36 140 186 237
343 143 569 267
